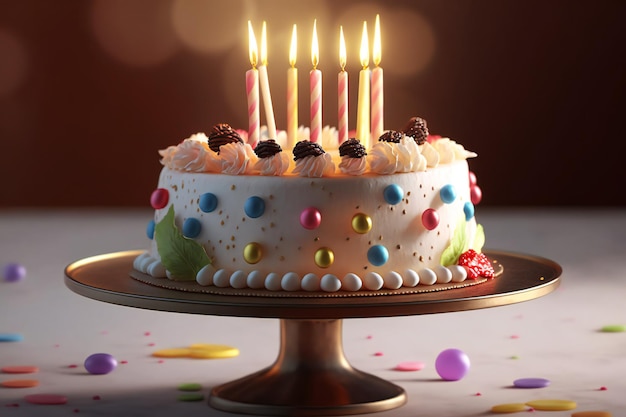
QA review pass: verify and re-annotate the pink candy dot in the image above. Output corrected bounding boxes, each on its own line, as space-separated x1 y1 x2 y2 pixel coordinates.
421 209 439 230
393 361 425 372
300 207 322 230
470 185 482 205
468 171 477 186
150 188 169 209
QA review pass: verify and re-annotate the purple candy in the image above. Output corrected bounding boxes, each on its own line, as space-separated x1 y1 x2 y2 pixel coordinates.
435 348 470 381
513 377 550 388
84 353 118 375
3 263 26 282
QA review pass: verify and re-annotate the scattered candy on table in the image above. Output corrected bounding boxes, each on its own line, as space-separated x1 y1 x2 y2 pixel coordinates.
513 377 550 388
0 333 24 342
84 353 118 375
2 263 26 282
435 348 470 381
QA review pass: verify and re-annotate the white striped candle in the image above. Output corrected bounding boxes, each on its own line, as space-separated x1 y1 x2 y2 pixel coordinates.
246 21 260 148
371 14 384 141
310 20 322 143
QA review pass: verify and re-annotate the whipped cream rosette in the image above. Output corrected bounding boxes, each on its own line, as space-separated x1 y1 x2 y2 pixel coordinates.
432 137 477 164
338 138 367 176
369 131 427 174
158 133 220 172
253 139 290 176
292 140 335 177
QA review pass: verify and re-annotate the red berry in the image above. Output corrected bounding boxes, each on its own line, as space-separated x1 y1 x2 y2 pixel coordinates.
458 249 494 279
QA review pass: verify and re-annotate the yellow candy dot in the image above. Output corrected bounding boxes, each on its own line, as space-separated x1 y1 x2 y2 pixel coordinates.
352 213 372 234
314 247 334 268
243 242 263 264
490 403 528 413
152 348 193 358
525 399 577 411
188 344 240 359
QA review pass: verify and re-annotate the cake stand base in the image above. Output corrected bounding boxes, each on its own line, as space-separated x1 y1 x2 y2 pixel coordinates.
64 250 561 416
210 319 406 416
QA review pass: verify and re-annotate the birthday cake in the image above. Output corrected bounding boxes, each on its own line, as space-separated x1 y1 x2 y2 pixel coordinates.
132 117 495 294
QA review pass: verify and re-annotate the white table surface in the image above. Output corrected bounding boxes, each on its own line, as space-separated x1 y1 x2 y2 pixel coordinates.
0 208 624 416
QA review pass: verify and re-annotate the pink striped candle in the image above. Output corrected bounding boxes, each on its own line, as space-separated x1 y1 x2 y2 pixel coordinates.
371 14 384 140
310 20 322 143
258 21 276 139
287 24 298 149
246 21 260 148
338 26 348 144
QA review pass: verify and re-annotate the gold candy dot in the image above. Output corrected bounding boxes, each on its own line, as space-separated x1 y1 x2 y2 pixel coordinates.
243 242 263 264
352 213 372 234
314 247 334 268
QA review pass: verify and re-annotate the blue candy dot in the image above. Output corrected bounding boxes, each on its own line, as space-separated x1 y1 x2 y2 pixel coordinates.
146 220 156 240
383 184 404 205
199 193 218 213
463 202 475 220
244 196 265 218
182 217 202 238
367 245 389 266
440 184 457 204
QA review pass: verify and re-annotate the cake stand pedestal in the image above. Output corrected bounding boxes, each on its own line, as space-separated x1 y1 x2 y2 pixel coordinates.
64 250 561 416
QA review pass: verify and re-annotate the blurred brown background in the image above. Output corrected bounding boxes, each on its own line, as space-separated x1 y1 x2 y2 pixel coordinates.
1 0 624 208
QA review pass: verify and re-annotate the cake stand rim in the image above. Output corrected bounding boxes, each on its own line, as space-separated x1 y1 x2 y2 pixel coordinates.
64 249 561 319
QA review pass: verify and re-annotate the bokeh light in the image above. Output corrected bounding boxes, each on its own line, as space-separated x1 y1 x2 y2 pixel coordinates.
90 0 180 67
171 0 246 54
0 30 28 97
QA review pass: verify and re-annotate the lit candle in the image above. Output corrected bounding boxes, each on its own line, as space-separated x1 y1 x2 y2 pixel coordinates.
356 21 370 149
258 21 277 139
310 19 322 143
338 26 348 144
371 14 384 141
287 24 298 149
246 21 260 148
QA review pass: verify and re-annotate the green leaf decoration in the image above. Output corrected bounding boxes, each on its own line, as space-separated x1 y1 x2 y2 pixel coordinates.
440 217 467 266
155 205 211 281
472 223 485 252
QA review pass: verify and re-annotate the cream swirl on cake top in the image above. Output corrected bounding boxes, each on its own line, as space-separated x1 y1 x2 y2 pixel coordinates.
159 133 220 173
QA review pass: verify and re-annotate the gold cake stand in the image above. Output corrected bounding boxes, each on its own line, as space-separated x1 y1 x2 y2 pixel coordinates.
64 249 561 416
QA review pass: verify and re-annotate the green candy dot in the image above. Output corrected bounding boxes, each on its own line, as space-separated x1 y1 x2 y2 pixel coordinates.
600 324 625 333
177 382 202 391
177 393 204 402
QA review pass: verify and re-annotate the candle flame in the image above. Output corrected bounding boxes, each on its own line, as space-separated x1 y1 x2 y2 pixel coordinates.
311 19 319 69
289 24 297 68
359 21 369 69
261 21 268 66
373 14 381 66
339 26 346 71
248 20 258 68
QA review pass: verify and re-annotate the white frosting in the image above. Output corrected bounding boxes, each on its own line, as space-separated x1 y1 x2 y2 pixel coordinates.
449 265 468 282
213 269 231 287
220 143 258 175
292 153 336 177
196 264 215 286
338 156 367 176
341 273 362 291
159 134 220 173
363 272 384 290
420 141 440 168
301 273 321 291
320 274 342 292
281 272 301 291
383 271 403 289
418 268 437 285
265 272 282 291
432 137 477 164
229 270 248 289
253 152 291 176
247 270 265 289
434 265 453 284
368 142 398 175
403 269 420 287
